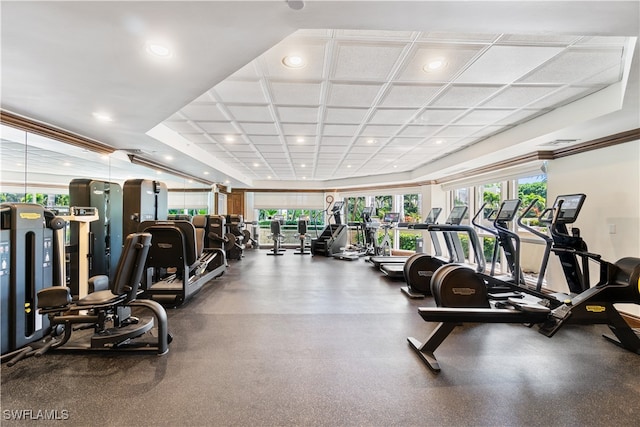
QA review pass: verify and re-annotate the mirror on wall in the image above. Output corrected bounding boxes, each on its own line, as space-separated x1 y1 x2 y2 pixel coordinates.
0 123 210 206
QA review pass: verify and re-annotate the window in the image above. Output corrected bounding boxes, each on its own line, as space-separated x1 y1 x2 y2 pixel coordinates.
402 193 421 223
345 197 366 223
256 208 325 246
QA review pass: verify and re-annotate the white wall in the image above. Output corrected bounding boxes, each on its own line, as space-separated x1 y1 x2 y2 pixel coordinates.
547 139 640 315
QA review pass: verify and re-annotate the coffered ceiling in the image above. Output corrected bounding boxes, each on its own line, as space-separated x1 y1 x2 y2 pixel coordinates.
160 29 629 183
1 1 638 190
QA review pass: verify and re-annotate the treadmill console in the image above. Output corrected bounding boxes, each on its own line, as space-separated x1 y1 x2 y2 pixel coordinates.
424 207 442 225
445 206 468 225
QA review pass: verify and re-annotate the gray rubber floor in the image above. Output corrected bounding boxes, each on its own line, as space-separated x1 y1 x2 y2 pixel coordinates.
2 249 639 426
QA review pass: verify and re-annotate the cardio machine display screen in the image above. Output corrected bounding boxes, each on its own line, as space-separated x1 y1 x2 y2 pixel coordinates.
383 212 400 223
424 208 442 224
555 194 586 223
496 199 520 221
446 206 467 225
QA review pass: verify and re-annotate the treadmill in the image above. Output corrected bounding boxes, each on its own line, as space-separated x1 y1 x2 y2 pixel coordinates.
379 206 467 278
367 207 442 269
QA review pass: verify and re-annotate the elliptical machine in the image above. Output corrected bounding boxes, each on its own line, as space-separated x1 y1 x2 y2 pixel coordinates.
294 217 310 255
267 215 286 256
408 194 640 372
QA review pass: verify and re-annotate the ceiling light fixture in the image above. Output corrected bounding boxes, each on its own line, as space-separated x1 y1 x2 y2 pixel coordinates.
296 137 305 143
282 55 305 69
301 163 306 168
435 140 444 144
146 41 172 58
92 112 113 122
366 139 377 144
286 0 305 10
224 136 235 143
164 155 173 161
204 171 210 175
253 163 260 167
423 57 447 73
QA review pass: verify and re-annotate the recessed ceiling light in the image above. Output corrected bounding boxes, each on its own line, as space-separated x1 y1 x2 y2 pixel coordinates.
393 165 398 168
296 137 305 143
204 171 210 175
347 164 352 168
164 155 173 161
63 162 71 167
267 176 272 179
92 112 113 122
253 163 260 167
225 180 230 184
302 176 306 180
282 55 305 68
435 140 444 144
188 179 193 183
423 57 447 72
286 0 305 10
301 164 306 168
366 139 377 144
224 136 235 143
146 41 172 58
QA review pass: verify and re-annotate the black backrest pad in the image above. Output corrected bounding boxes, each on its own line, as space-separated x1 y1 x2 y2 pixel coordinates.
110 233 152 299
141 220 197 266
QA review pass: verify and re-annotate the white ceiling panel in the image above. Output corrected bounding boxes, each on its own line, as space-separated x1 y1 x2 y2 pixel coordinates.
270 81 322 105
455 45 564 84
434 125 484 138
481 85 560 108
322 124 359 137
361 124 401 137
398 44 485 82
380 83 444 107
197 121 238 134
324 107 369 124
369 108 419 124
418 108 467 124
226 105 274 122
250 135 283 145
180 104 227 121
281 123 317 135
320 136 352 146
212 80 268 104
431 85 504 107
519 47 624 84
277 106 319 122
332 42 406 80
239 122 279 135
327 83 383 107
454 109 516 125
398 125 441 137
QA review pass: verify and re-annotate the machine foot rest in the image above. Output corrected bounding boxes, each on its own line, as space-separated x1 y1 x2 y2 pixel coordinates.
91 316 154 348
401 287 426 299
